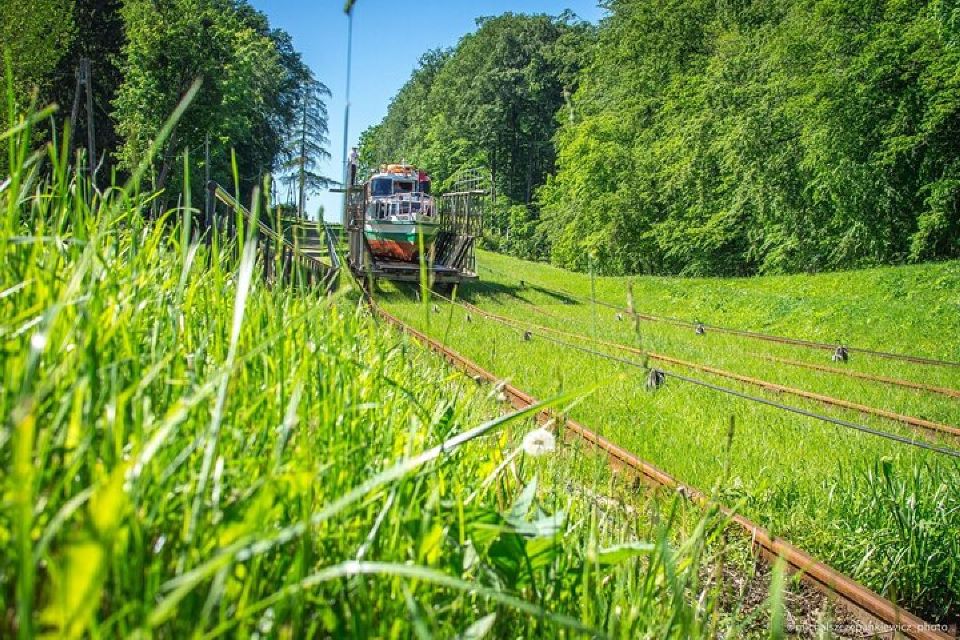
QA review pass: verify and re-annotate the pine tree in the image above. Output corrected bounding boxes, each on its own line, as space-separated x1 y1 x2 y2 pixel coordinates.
281 77 333 217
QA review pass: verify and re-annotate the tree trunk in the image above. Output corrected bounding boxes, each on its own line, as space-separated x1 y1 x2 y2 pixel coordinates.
298 92 307 217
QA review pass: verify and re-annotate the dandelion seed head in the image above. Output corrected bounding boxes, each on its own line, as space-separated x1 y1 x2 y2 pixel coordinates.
522 427 556 456
30 332 47 351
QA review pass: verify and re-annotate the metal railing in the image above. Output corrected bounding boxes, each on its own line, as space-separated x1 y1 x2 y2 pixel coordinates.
366 194 435 220
205 181 339 292
323 221 341 271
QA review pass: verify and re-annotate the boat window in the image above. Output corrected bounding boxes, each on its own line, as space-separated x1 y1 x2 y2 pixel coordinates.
419 180 431 194
396 181 414 193
371 178 392 197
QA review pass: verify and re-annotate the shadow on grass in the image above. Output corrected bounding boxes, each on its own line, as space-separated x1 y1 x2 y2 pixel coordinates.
374 279 580 306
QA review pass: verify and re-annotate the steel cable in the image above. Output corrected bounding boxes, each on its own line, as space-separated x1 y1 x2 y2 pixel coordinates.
454 300 960 436
477 264 960 368
430 289 960 459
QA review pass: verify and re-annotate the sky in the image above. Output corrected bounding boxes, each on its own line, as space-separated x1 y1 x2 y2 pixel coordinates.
249 0 607 221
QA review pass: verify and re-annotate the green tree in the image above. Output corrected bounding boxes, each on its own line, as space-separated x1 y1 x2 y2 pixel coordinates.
280 76 333 216
0 0 75 107
50 0 126 174
113 0 291 203
358 13 594 259
540 0 960 275
0 0 75 172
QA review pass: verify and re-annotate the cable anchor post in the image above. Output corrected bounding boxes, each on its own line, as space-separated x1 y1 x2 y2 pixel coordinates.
646 368 666 391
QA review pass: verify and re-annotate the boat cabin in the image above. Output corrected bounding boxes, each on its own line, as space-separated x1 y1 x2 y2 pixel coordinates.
368 164 432 199
366 164 435 220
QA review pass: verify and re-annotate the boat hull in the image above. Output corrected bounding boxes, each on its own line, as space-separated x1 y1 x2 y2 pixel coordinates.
364 221 440 262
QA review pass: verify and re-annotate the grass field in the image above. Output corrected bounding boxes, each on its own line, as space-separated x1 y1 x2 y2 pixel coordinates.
0 117 843 637
379 249 960 624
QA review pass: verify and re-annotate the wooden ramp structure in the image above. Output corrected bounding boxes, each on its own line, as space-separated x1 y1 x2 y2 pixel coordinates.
205 181 341 291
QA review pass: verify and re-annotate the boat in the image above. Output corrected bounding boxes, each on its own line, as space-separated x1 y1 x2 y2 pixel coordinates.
362 163 439 262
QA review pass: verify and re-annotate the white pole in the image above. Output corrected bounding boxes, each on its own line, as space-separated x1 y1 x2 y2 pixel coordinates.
340 6 354 227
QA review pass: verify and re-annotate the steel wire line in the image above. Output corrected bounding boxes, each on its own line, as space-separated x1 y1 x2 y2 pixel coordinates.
429 290 960 460
477 264 960 368
468 272 960 400
452 302 960 437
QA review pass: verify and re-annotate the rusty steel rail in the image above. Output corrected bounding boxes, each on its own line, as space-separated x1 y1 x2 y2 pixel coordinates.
481 265 960 369
486 292 960 400
457 300 960 440
752 353 960 400
373 305 953 640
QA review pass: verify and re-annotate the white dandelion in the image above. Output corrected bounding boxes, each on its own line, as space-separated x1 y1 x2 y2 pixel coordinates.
522 427 556 456
30 332 47 351
490 379 510 402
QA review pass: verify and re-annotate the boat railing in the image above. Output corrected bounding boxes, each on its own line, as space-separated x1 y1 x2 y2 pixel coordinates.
367 193 435 220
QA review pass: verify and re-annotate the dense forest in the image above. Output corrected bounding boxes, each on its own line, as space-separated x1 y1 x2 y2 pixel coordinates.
358 12 595 259
362 0 960 276
0 0 329 208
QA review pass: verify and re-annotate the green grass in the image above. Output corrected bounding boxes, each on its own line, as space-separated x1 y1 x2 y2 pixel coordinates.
480 249 960 366
0 111 819 637
378 249 960 624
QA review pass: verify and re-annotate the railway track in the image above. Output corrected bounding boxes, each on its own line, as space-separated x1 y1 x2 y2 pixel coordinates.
232 207 955 636
479 265 960 369
453 299 960 441
750 353 960 400
374 304 954 640
505 287 960 400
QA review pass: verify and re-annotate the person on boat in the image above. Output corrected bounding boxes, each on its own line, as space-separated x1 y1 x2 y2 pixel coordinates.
348 147 359 186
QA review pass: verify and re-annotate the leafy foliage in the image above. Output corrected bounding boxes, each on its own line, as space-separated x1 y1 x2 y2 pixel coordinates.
0 0 75 108
114 0 294 200
358 12 595 258
1 0 327 205
364 1 960 275
541 0 960 275
0 0 75 173
279 76 333 214
53 0 127 172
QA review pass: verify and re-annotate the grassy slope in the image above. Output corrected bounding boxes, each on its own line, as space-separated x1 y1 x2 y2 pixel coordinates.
0 154 809 636
380 249 960 623
480 250 960 363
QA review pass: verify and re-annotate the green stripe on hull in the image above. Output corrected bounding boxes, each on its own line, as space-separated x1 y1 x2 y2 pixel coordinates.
364 228 439 244
366 219 441 226
365 231 435 244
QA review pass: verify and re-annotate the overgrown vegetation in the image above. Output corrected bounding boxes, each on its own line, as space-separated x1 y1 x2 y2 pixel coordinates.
0 0 330 205
364 1 960 275
1 100 815 637
541 0 960 275
380 249 960 623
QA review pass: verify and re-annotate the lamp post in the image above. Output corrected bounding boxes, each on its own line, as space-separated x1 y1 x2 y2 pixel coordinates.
341 0 356 227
